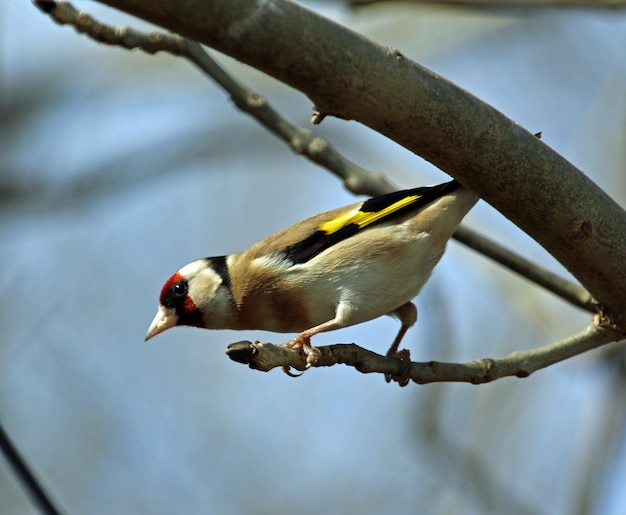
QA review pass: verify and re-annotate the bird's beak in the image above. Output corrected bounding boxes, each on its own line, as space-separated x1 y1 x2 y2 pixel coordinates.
145 306 178 341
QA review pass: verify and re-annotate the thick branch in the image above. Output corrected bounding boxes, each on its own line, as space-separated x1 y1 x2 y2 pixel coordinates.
34 1 598 316
88 0 626 328
226 319 618 385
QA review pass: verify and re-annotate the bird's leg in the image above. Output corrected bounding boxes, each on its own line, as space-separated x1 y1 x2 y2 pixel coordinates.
386 323 411 357
385 302 417 386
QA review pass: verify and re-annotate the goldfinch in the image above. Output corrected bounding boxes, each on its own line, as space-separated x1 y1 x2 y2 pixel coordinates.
146 180 478 374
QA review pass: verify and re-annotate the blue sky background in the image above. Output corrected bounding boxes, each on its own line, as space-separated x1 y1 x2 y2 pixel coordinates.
2 2 626 514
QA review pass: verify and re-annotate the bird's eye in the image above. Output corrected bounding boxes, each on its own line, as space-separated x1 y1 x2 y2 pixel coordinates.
172 281 187 297
161 280 188 308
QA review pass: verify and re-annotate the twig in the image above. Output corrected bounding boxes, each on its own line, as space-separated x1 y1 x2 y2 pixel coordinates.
226 317 618 385
33 0 599 315
32 0 395 197
0 418 63 515
454 226 598 313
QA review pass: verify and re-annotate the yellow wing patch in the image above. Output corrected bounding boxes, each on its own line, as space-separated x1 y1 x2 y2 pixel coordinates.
319 195 421 235
318 207 360 234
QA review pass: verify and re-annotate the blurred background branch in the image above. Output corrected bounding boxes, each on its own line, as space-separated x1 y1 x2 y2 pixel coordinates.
0 420 63 515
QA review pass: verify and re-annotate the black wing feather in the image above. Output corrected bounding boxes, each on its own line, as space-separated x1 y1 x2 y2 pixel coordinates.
282 180 461 264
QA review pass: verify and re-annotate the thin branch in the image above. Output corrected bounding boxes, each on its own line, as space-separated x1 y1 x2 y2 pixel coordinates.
32 0 395 197
33 0 599 317
0 418 63 515
226 318 618 385
454 226 598 313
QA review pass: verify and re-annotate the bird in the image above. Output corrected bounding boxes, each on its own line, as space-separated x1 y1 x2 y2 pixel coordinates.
146 179 478 383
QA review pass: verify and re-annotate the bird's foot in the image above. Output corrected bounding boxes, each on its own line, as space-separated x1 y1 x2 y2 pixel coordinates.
302 344 321 368
385 348 412 387
282 366 304 378
282 334 320 377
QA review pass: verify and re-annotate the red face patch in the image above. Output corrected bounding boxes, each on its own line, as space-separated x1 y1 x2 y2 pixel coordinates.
160 272 185 305
159 272 204 328
180 296 204 328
